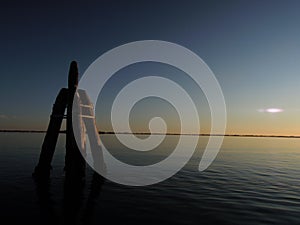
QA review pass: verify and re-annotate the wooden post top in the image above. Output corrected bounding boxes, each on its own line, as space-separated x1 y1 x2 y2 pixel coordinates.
68 61 78 90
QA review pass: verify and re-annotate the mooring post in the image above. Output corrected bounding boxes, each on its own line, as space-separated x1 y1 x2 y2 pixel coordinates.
33 88 68 178
78 89 105 173
33 61 88 179
65 61 86 177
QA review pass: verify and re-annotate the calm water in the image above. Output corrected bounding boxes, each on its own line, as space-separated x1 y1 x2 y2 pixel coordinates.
1 133 300 225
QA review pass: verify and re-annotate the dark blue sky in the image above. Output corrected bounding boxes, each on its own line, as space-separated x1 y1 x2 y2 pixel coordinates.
1 0 300 135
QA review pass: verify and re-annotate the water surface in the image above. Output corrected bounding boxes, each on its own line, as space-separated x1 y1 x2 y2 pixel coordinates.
1 133 300 225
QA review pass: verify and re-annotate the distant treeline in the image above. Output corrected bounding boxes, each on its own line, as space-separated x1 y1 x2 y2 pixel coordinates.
0 129 300 138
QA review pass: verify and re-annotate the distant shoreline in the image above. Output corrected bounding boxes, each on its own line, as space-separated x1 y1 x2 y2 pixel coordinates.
0 129 299 139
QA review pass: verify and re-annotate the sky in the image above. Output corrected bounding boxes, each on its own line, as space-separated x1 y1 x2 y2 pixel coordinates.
1 0 300 135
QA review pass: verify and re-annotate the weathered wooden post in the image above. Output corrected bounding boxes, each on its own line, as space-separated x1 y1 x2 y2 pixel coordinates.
33 88 68 178
33 61 86 179
78 89 105 173
65 61 86 177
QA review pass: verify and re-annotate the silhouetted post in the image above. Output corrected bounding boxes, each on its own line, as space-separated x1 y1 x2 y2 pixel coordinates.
33 88 68 178
78 89 105 173
33 61 105 180
65 61 86 177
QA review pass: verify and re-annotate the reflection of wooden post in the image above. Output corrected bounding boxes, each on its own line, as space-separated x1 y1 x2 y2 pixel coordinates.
65 61 86 177
33 88 68 178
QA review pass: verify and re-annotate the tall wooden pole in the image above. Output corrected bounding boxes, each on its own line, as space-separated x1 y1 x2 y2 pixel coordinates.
33 88 68 178
33 61 87 179
65 61 86 177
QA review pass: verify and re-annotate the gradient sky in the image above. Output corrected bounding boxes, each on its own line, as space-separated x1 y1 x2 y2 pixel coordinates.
1 0 300 135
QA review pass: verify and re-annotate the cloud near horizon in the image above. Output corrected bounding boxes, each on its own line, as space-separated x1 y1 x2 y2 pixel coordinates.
0 114 8 119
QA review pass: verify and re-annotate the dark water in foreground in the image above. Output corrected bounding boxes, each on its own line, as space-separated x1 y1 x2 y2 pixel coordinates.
1 133 300 225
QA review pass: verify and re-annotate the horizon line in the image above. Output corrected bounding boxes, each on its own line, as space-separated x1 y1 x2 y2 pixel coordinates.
0 129 300 139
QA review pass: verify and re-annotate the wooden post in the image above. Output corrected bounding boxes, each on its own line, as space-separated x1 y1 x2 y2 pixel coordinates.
33 88 68 178
65 61 86 177
78 89 105 173
33 61 95 179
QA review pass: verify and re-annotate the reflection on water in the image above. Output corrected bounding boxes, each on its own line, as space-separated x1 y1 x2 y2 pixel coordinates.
1 133 300 224
33 172 104 225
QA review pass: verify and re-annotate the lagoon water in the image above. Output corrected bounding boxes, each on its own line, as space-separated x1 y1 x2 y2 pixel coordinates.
1 133 300 224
